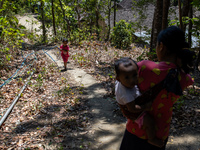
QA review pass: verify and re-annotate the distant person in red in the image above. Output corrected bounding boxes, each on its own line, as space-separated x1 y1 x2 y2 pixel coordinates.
60 38 69 71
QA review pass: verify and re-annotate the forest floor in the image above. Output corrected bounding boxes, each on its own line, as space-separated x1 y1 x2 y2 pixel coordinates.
0 15 200 150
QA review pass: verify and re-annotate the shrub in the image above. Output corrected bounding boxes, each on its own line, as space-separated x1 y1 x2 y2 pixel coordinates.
111 20 132 49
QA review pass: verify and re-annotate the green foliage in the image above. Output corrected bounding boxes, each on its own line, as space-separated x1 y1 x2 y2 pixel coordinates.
175 96 185 110
131 0 154 31
146 48 157 61
35 74 43 89
192 0 200 7
70 28 90 45
0 0 27 69
111 20 132 49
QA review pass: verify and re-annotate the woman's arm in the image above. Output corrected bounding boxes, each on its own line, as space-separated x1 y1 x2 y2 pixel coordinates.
135 80 164 105
120 80 164 120
126 100 152 113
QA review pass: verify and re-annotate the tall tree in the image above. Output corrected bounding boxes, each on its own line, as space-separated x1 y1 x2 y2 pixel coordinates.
182 0 191 32
178 0 183 30
113 0 116 27
0 0 4 9
95 0 100 40
58 0 70 37
150 0 163 51
41 0 46 43
51 0 56 37
188 1 193 47
74 1 81 28
162 0 170 29
106 0 112 41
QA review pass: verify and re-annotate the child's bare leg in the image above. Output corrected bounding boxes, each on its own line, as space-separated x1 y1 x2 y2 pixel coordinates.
64 62 67 70
143 114 164 148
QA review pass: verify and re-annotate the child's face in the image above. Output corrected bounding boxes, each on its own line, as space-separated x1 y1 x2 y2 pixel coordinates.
117 61 138 88
63 41 68 47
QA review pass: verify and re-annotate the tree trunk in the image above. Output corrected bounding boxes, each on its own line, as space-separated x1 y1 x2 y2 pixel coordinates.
75 5 81 28
188 1 193 47
114 0 116 27
41 0 46 43
195 49 200 71
51 0 57 37
106 0 112 41
89 16 93 35
178 0 183 30
162 0 170 29
0 0 4 9
58 0 70 37
182 0 190 32
150 9 155 52
95 9 100 40
1 0 4 16
150 0 163 51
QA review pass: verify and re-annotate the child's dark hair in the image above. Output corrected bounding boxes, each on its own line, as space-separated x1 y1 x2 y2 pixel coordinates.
115 57 138 76
157 26 196 73
62 38 68 42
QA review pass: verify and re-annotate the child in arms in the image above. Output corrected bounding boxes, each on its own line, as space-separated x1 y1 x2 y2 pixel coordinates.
115 57 164 147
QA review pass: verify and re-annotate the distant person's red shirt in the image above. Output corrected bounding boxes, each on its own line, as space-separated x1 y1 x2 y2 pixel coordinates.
60 45 69 62
60 45 69 57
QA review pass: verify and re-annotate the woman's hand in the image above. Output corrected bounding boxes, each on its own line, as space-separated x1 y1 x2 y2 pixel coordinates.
144 101 152 111
119 104 139 120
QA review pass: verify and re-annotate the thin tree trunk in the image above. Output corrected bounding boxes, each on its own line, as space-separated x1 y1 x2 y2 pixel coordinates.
188 1 193 47
151 0 163 51
74 0 81 28
58 0 70 37
1 0 4 16
162 0 170 29
196 49 200 71
89 16 93 35
51 0 57 37
41 0 46 43
150 9 155 52
178 0 183 30
95 9 100 40
0 0 4 9
182 0 190 32
75 5 81 28
106 0 111 41
114 0 116 27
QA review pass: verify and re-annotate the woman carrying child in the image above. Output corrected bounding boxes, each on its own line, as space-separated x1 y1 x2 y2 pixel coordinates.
115 57 164 147
119 26 195 150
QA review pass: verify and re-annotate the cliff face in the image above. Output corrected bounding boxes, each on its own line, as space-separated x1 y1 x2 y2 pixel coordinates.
107 2 156 31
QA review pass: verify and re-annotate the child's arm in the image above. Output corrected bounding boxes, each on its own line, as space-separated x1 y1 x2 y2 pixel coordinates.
57 46 62 51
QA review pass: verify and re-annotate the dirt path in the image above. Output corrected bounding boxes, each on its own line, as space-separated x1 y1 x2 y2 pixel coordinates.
47 46 200 150
46 50 126 150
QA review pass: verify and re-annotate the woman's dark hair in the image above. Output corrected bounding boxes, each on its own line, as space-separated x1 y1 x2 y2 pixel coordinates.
157 26 196 73
115 57 138 76
62 38 68 42
178 49 196 73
